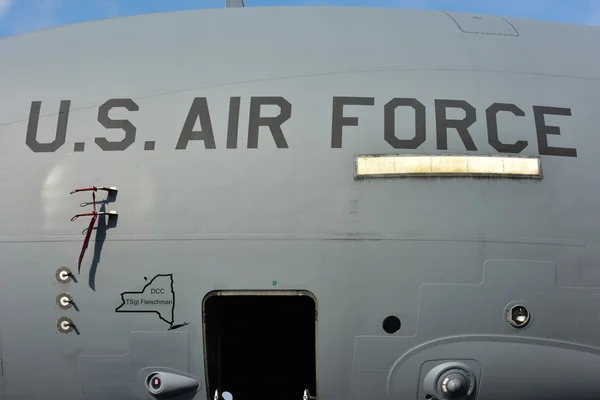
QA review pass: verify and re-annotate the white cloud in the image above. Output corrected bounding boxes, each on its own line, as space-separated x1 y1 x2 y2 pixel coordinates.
0 0 14 18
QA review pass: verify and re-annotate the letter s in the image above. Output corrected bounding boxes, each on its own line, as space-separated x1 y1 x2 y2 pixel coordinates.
96 98 139 151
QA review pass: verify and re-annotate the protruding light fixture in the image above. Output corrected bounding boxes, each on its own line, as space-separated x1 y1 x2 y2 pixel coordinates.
355 154 541 179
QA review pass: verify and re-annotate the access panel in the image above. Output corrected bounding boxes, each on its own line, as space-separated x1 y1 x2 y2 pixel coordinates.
203 291 317 400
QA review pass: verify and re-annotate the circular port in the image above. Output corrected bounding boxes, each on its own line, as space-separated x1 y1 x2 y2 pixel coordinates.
440 372 468 398
57 316 74 334
146 373 163 394
56 292 73 310
507 304 530 328
423 362 477 400
437 367 474 400
151 376 162 390
382 315 401 334
56 267 73 284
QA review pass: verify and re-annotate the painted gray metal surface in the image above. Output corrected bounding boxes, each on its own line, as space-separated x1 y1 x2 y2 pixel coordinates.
225 0 244 7
0 5 599 399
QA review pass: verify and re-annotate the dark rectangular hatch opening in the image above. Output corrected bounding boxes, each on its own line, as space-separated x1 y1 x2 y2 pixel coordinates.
203 291 317 400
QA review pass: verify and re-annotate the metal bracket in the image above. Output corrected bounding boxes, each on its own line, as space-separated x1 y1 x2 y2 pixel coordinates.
71 210 118 222
70 186 118 195
69 186 118 274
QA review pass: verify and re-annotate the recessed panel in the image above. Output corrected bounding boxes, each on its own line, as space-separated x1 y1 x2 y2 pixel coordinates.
444 11 519 36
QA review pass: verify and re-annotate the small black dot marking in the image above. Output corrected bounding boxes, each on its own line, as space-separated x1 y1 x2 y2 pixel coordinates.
382 315 401 334
144 141 155 151
143 277 148 281
74 142 85 152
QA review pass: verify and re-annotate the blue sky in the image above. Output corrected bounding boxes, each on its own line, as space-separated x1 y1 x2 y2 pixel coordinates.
0 0 599 38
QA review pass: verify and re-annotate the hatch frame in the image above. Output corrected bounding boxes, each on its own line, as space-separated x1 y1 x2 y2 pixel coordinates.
201 289 319 399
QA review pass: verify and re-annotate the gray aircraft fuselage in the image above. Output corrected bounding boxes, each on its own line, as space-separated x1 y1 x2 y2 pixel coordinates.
1 5 600 400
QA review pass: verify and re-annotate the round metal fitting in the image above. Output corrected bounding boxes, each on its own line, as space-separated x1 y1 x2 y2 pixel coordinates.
57 316 74 334
507 304 530 328
56 292 73 310
56 267 73 284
